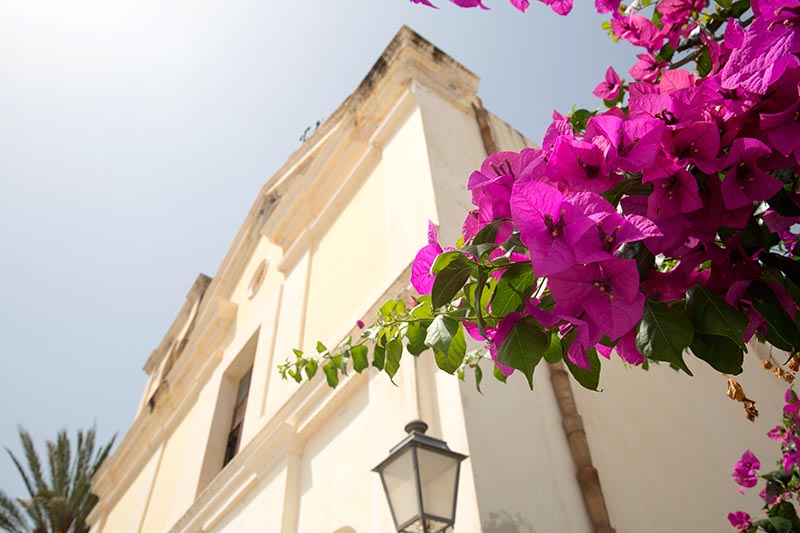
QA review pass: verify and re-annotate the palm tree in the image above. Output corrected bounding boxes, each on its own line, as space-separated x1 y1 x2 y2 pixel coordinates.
0 428 114 533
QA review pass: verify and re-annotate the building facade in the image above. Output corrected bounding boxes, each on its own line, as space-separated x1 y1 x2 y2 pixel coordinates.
89 27 787 533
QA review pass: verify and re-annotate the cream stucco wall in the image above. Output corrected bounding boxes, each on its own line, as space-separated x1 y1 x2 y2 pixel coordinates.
572 345 786 533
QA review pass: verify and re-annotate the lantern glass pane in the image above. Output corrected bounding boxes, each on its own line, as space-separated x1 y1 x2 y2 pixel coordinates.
381 447 419 526
417 447 459 521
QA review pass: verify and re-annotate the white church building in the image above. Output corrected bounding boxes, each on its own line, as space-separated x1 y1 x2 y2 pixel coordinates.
88 27 786 533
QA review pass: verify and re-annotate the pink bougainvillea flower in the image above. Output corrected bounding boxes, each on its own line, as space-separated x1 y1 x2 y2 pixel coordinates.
593 67 623 101
611 12 663 51
657 0 705 25
510 182 595 276
566 321 600 371
630 53 668 83
539 0 573 15
565 191 661 263
725 17 745 49
659 69 695 95
721 17 800 95
667 121 722 174
594 0 620 14
720 137 782 210
509 0 530 11
585 114 664 174
764 208 800 252
752 0 800 23
548 258 645 341
449 0 490 8
727 511 752 532
549 135 618 193
724 281 764 342
617 116 665 172
732 450 760 492
597 328 645 365
767 425 785 442
642 155 703 220
783 445 800 473
721 281 794 342
615 328 645 365
411 221 444 295
761 94 800 158
410 0 439 6
541 117 573 155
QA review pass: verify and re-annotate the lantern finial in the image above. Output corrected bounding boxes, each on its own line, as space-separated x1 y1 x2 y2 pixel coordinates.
404 420 428 435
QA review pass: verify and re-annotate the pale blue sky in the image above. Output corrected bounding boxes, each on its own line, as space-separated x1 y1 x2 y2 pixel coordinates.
0 0 633 496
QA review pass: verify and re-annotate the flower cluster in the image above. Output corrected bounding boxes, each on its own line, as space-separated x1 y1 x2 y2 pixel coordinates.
410 0 800 383
411 0 622 15
285 0 800 528
729 389 800 531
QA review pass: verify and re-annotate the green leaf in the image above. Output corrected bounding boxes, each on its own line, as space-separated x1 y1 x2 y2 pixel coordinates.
472 219 503 245
686 285 748 349
491 263 535 316
474 364 483 393
460 242 499 260
431 253 475 308
351 345 369 373
373 342 386 371
474 267 489 338
385 338 403 378
496 318 549 389
292 348 304 358
405 321 429 356
543 333 563 364
749 282 800 352
379 300 397 317
304 359 318 380
761 252 800 289
764 517 793 533
411 296 433 319
689 332 744 375
636 299 694 375
433 321 467 374
493 364 508 383
340 350 350 376
731 0 751 17
696 47 712 77
561 332 602 391
322 361 339 388
569 109 594 133
316 341 327 354
564 348 601 391
768 189 800 216
425 315 458 354
431 250 464 274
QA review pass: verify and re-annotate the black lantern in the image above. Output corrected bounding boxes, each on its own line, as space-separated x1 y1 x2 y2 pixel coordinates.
373 420 468 533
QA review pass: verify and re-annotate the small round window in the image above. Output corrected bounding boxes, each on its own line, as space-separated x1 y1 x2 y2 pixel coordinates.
247 260 268 299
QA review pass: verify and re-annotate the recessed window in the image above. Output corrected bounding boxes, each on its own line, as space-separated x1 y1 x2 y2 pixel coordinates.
223 367 252 466
197 331 259 493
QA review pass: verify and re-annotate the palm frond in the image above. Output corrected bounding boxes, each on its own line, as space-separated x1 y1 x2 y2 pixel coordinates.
0 489 29 533
1 427 114 533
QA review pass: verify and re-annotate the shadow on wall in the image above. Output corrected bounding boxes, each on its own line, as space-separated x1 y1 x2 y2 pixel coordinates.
483 511 535 533
332 527 356 533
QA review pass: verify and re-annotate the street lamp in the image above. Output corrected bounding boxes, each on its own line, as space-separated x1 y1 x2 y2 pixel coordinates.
373 420 468 533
